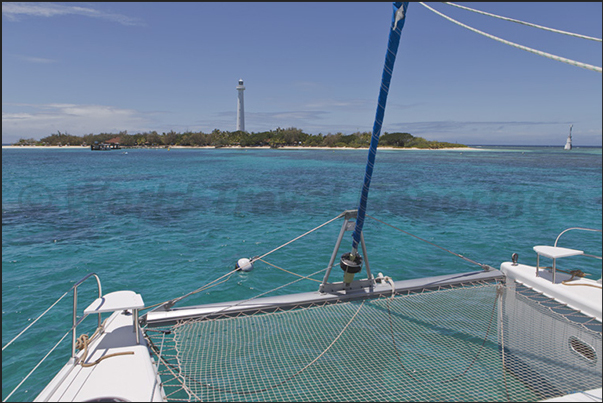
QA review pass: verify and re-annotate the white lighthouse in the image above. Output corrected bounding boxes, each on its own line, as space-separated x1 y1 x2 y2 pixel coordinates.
236 79 245 132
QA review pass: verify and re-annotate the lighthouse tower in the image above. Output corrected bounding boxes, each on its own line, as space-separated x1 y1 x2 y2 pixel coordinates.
236 79 245 132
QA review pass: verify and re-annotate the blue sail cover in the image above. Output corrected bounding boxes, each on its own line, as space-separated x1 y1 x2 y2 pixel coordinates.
351 2 409 252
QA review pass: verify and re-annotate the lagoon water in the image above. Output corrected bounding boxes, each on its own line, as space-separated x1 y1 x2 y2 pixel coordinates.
2 145 602 401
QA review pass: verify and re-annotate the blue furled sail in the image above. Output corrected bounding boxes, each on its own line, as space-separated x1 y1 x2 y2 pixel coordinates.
351 2 409 254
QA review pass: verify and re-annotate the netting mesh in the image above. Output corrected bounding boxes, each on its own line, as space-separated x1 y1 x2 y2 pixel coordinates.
145 280 602 402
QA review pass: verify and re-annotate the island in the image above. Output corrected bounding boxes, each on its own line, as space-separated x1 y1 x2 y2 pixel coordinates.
11 128 468 149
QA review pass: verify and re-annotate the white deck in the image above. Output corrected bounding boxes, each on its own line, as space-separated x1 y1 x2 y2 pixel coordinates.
501 253 602 403
501 262 602 321
30 257 599 402
544 388 602 402
84 290 145 314
533 245 584 259
35 308 165 402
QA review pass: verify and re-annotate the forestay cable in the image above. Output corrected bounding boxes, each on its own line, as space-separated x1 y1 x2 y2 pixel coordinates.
420 2 602 73
444 2 602 42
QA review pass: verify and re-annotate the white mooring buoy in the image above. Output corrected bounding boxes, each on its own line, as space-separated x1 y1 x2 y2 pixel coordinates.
236 258 254 272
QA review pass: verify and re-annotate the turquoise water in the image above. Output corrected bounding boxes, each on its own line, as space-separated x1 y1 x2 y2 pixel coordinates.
2 146 602 401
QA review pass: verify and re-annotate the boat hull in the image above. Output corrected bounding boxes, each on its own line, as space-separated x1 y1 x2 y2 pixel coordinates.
500 263 602 400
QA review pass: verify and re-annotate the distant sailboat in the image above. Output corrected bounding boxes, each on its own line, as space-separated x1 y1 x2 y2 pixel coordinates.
564 125 573 150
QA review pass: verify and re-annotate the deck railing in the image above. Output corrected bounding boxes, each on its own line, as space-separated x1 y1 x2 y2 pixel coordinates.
70 273 103 360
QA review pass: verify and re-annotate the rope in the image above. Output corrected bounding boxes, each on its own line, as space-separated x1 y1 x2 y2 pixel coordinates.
144 331 202 402
172 266 329 327
145 268 239 311
439 284 501 384
376 273 396 298
419 2 602 73
497 284 510 401
257 258 322 283
165 300 367 396
75 329 134 367
536 267 602 288
444 2 602 42
385 283 504 386
143 212 343 311
367 214 494 271
561 280 602 289
385 297 419 381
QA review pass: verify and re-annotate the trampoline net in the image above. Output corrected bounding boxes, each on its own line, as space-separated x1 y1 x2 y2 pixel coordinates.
145 280 602 402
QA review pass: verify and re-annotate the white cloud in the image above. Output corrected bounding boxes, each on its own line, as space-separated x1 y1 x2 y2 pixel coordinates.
304 98 369 109
14 55 57 64
2 103 156 143
2 2 143 26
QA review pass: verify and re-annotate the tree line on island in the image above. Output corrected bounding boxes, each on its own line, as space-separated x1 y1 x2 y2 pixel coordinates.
15 128 467 149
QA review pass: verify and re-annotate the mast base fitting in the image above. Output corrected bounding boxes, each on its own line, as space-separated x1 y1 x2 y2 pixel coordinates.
340 253 363 284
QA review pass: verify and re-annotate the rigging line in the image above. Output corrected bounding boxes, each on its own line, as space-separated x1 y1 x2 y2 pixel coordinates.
385 297 418 382
385 282 501 385
172 266 329 330
498 284 510 401
3 290 69 351
144 333 202 402
145 268 239 310
168 300 367 396
3 327 72 402
254 212 344 262
147 213 343 310
444 2 602 42
419 2 602 73
145 213 344 311
366 214 494 270
257 258 322 283
439 284 500 385
561 281 602 289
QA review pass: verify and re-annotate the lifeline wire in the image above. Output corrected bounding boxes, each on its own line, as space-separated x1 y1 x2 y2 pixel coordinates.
2 290 69 351
3 326 72 402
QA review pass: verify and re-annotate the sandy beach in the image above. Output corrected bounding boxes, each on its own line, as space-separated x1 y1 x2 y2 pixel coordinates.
3 145 481 151
3 145 92 149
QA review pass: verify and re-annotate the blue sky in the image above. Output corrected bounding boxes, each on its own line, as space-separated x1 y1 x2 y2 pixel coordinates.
2 2 601 145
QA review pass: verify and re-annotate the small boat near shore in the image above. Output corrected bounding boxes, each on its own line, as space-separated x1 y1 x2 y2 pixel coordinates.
90 143 121 151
